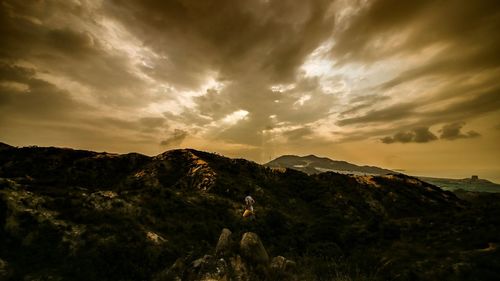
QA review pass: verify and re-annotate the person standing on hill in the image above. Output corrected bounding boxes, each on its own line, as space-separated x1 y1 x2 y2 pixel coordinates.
243 195 255 218
245 195 255 211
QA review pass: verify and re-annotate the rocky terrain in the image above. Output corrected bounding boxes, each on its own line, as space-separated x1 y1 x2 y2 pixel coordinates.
1 143 499 280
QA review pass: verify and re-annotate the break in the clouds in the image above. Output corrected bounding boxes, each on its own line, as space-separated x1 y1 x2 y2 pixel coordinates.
1 0 499 180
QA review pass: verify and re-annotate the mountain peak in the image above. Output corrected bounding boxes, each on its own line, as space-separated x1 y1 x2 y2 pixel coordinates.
303 154 325 160
266 154 394 175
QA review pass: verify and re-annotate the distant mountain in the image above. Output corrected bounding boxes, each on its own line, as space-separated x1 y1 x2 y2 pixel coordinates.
418 176 500 193
265 154 395 175
265 155 500 193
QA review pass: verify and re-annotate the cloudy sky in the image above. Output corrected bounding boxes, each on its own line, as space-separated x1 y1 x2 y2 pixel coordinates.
1 0 499 181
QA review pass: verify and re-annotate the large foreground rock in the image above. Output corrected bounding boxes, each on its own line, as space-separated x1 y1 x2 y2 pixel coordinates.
215 228 233 258
240 232 269 266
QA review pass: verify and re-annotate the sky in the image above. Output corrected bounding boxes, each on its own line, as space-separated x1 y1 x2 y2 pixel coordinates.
1 0 499 182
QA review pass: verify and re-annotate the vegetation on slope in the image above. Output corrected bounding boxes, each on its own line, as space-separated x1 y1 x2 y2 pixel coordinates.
0 144 499 280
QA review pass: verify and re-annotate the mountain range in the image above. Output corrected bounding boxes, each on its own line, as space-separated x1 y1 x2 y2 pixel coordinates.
0 143 499 280
265 154 394 175
265 154 500 193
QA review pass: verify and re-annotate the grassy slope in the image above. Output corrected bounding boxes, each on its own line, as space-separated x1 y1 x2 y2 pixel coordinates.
0 145 499 280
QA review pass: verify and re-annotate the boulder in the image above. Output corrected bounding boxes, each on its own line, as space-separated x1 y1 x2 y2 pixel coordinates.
192 254 214 269
230 255 250 281
215 228 233 258
270 256 296 279
0 259 11 281
285 260 296 272
270 256 287 271
239 232 269 266
185 255 216 281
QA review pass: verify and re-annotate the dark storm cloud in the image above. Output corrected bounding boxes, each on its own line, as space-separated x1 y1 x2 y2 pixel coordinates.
194 89 235 121
338 82 500 138
336 0 500 140
377 51 500 93
105 0 335 86
216 116 264 146
272 76 337 125
47 28 96 56
0 61 33 78
283 127 314 141
165 74 337 146
339 96 389 117
0 0 151 106
338 103 415 126
381 127 437 144
100 0 338 148
380 122 481 144
0 13 164 150
0 2 99 60
160 129 188 147
0 64 89 120
332 0 500 63
332 0 432 61
440 122 480 140
84 117 160 133
162 110 212 127
0 63 160 140
1 0 499 163
216 75 336 145
139 117 167 130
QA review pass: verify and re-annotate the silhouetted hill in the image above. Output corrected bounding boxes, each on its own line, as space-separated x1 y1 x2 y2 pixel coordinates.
265 154 395 175
0 142 13 151
1 143 499 280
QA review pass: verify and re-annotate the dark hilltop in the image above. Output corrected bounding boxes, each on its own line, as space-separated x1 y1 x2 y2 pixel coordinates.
1 143 499 280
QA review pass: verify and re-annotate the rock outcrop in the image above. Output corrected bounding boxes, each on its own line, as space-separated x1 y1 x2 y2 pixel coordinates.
270 255 296 274
1 144 498 281
215 228 233 258
239 232 269 266
162 229 295 281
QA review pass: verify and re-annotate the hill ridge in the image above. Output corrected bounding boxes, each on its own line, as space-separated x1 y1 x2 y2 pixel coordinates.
1 143 499 280
265 154 395 175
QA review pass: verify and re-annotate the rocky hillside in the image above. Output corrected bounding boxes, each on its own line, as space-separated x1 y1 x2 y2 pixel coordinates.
265 154 394 175
1 144 499 280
